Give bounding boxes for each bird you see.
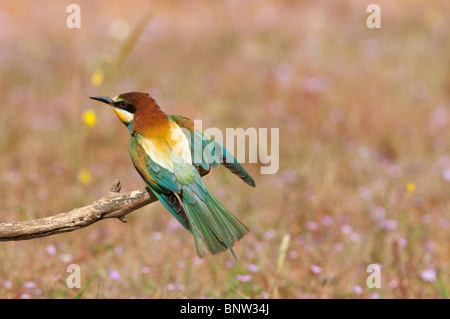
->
[90,92,255,258]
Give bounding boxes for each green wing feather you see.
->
[168,115,256,187]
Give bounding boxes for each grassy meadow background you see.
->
[0,0,449,298]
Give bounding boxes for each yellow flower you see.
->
[82,109,97,127]
[91,69,104,87]
[78,168,92,185]
[406,182,415,193]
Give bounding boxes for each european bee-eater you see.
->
[90,92,255,258]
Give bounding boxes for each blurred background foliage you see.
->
[0,0,449,298]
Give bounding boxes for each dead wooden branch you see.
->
[0,179,157,241]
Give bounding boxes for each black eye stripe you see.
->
[126,104,137,113]
[116,101,136,114]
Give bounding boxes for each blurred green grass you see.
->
[0,0,449,298]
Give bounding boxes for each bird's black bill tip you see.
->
[89,96,114,105]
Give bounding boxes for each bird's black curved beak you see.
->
[90,96,114,105]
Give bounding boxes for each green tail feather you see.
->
[181,188,249,258]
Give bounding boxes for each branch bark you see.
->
[0,179,157,241]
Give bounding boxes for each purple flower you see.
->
[167,283,176,291]
[334,242,344,251]
[288,250,299,259]
[260,291,269,299]
[177,261,185,269]
[108,269,121,281]
[114,245,124,255]
[442,168,450,182]
[167,219,182,232]
[430,106,449,127]
[3,280,12,290]
[305,221,319,231]
[151,232,162,241]
[310,265,322,274]
[141,266,151,274]
[60,254,73,263]
[438,218,449,228]
[304,76,325,93]
[275,63,294,86]
[263,229,276,240]
[247,264,260,272]
[420,268,436,282]
[191,257,203,266]
[341,224,352,234]
[379,219,398,230]
[46,245,57,256]
[425,240,435,252]
[167,283,184,291]
[236,274,252,282]
[322,216,333,226]
[371,207,386,220]
[388,280,399,289]
[387,164,402,177]
[349,233,361,242]
[358,186,373,201]
[24,281,36,289]
[353,285,363,295]
[397,238,407,247]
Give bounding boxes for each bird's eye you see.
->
[119,101,126,108]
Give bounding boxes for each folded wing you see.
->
[168,115,255,187]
